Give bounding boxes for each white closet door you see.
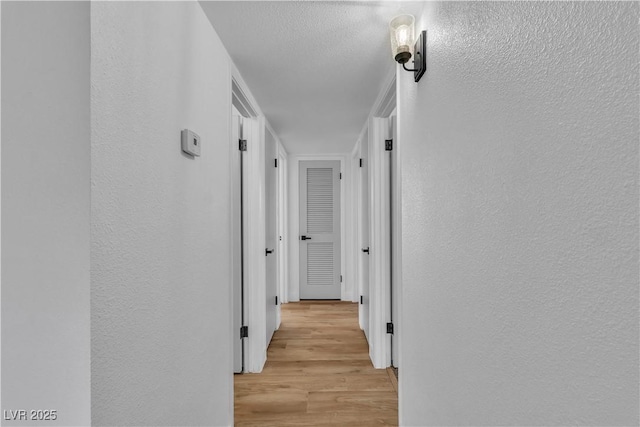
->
[299,161,341,299]
[360,137,370,342]
[265,132,278,346]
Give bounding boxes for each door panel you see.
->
[232,114,243,373]
[390,115,399,368]
[265,132,278,346]
[277,155,286,315]
[299,161,341,300]
[361,135,370,342]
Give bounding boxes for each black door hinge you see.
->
[359,158,363,167]
[275,158,278,168]
[360,295,363,305]
[385,139,393,151]
[275,296,279,305]
[240,326,249,338]
[387,322,394,334]
[239,139,247,151]
[339,173,342,180]
[340,275,343,283]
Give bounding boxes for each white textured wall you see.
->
[91,2,232,425]
[1,2,91,425]
[398,2,639,426]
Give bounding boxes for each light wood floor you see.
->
[234,301,398,426]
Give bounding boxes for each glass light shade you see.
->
[389,14,415,63]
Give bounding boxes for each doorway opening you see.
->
[351,73,400,374]
[231,102,248,374]
[232,74,289,375]
[231,77,260,374]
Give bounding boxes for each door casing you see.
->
[265,129,279,345]
[231,111,244,374]
[287,155,353,302]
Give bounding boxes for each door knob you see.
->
[362,247,369,254]
[301,235,312,240]
[265,248,274,256]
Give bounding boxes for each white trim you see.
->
[265,121,281,150]
[278,144,289,306]
[230,113,241,374]
[352,69,395,165]
[231,63,264,118]
[371,68,397,118]
[226,60,236,425]
[232,80,257,119]
[287,154,350,302]
[394,74,406,424]
[275,142,288,328]
[390,110,401,371]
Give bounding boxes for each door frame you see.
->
[231,109,244,375]
[275,131,288,316]
[287,154,353,302]
[231,69,268,373]
[354,71,398,369]
[347,144,362,308]
[351,141,363,329]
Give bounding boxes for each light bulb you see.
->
[396,24,411,48]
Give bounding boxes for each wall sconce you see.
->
[389,15,426,82]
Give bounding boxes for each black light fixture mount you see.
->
[390,15,426,82]
[401,30,426,82]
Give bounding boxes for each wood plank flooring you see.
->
[234,301,398,426]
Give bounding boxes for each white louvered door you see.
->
[299,161,341,299]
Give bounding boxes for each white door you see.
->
[277,154,286,317]
[231,113,244,373]
[390,115,399,368]
[299,160,341,300]
[360,138,370,341]
[265,132,278,345]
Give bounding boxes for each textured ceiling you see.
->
[200,1,424,154]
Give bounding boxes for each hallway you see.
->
[3,1,638,425]
[235,301,398,426]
